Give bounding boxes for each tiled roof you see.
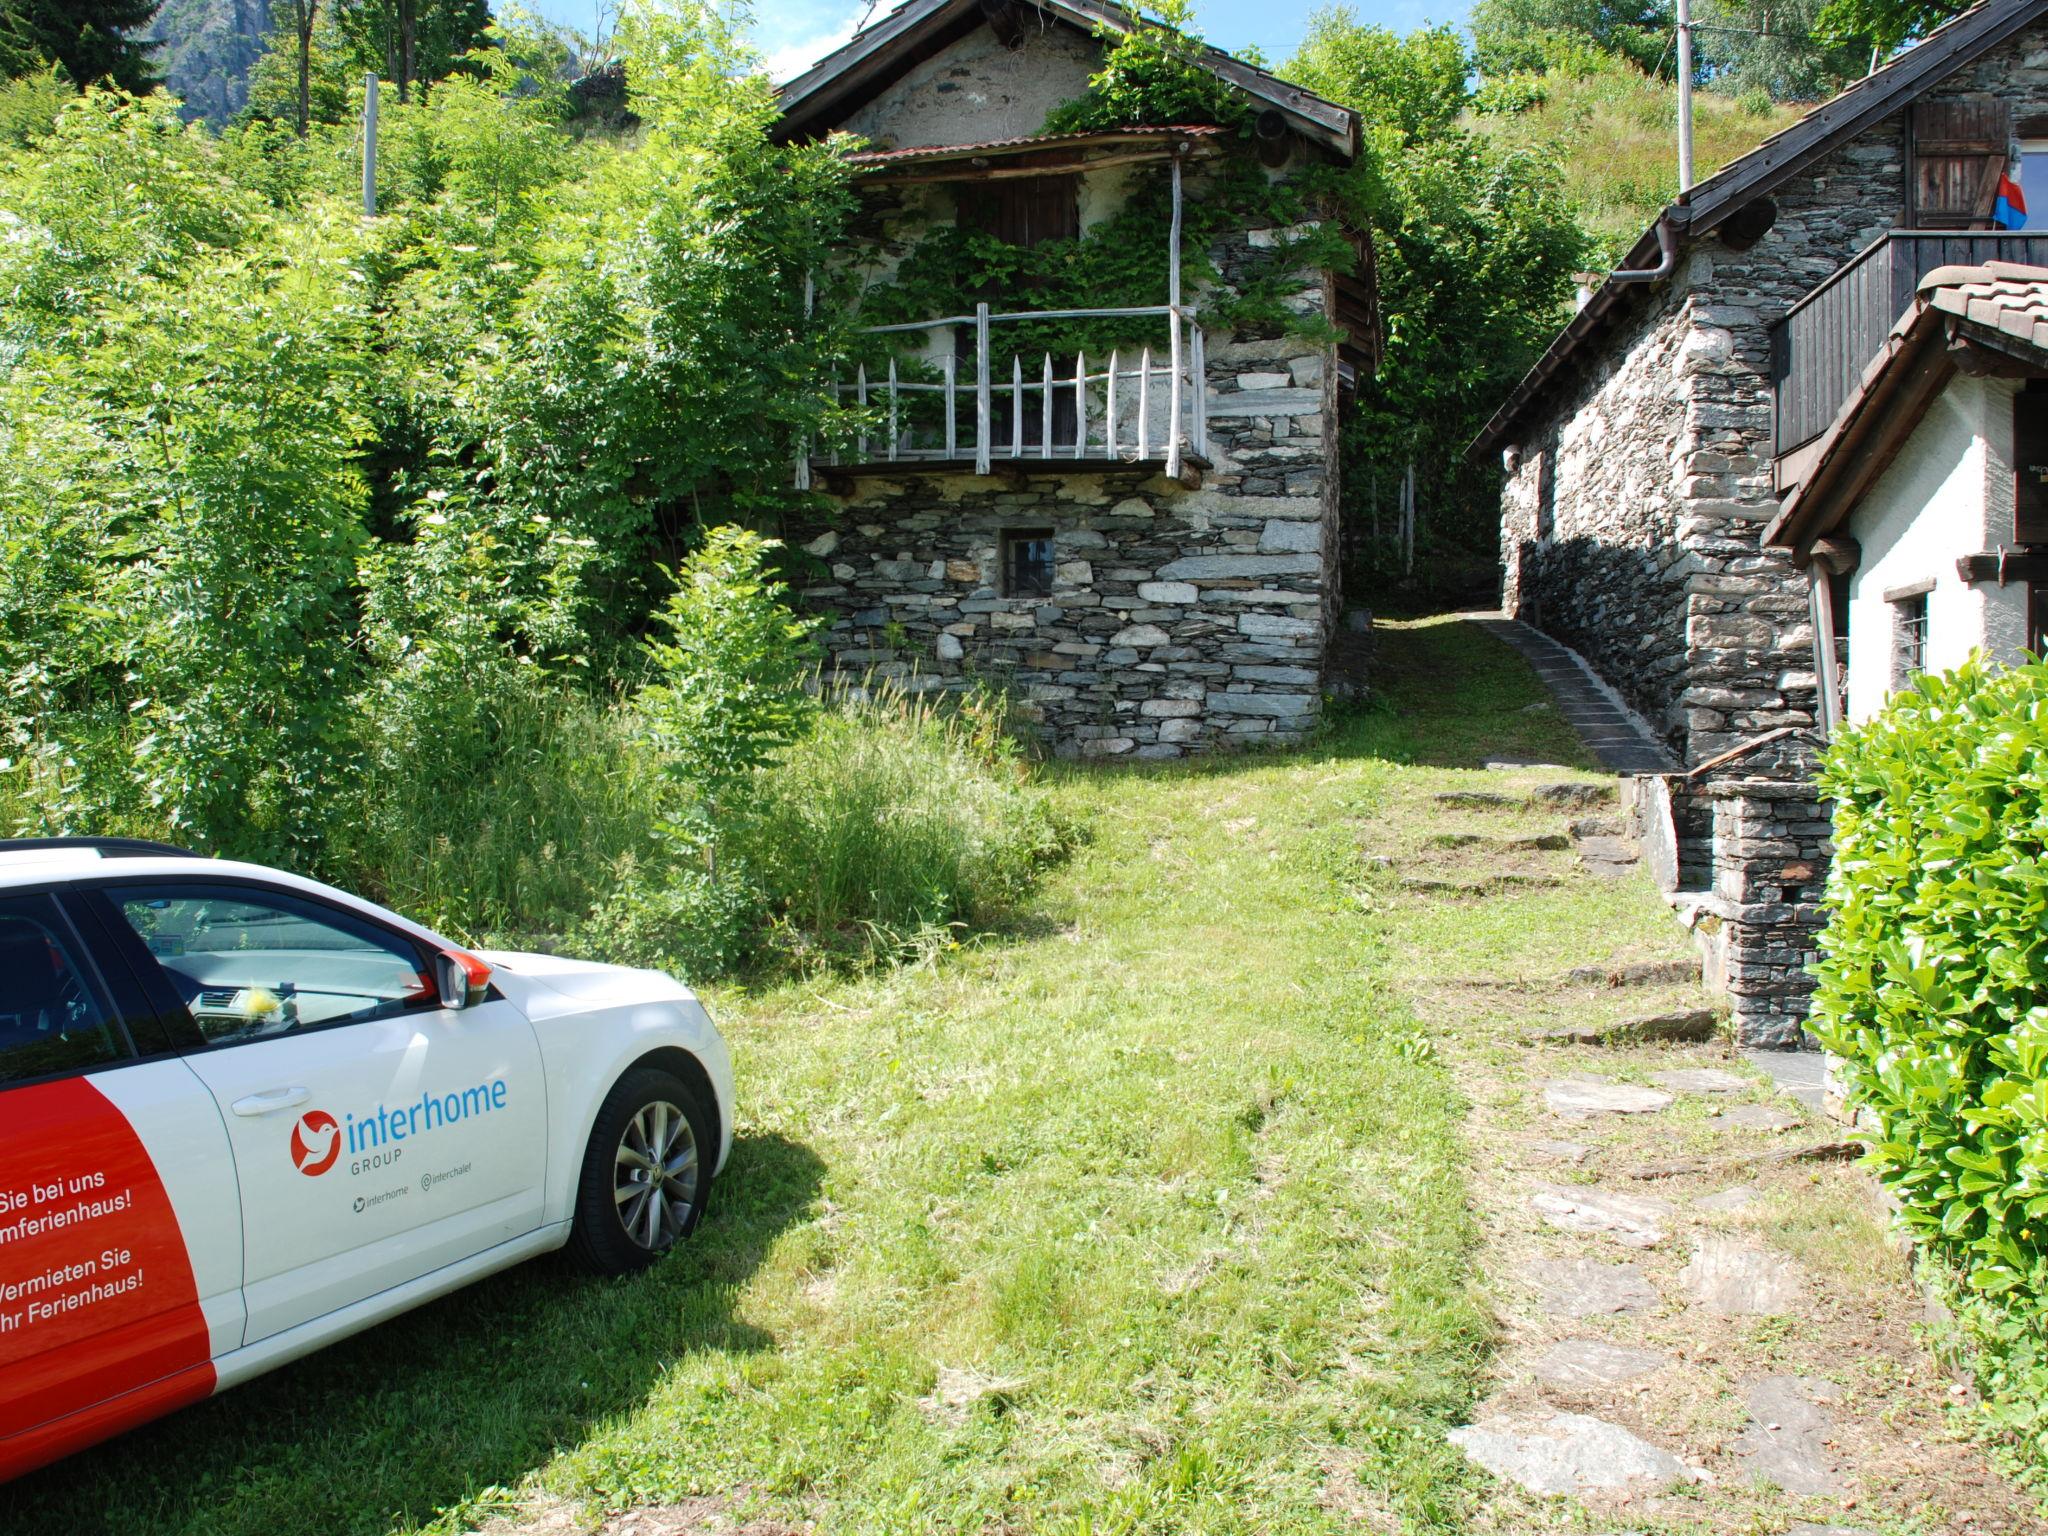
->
[844,125,1227,166]
[1918,258,2048,351]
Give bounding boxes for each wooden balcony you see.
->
[1772,230,2048,476]
[801,301,1209,484]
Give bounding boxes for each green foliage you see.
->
[1290,12,1469,143]
[1470,0,1674,79]
[1697,0,1875,102]
[732,683,1076,967]
[0,0,163,93]
[1814,655,2048,1472]
[574,859,767,984]
[1816,0,1959,56]
[1815,658,2048,1298]
[1040,0,1247,134]
[1284,15,1590,594]
[0,60,67,144]
[637,528,822,815]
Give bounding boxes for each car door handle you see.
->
[231,1086,311,1117]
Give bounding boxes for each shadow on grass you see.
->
[0,1129,825,1536]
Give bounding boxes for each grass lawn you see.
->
[2,619,1594,1536]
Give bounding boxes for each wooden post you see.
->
[1040,352,1053,456]
[943,353,957,458]
[1188,308,1206,459]
[974,302,991,476]
[795,271,814,489]
[1106,349,1120,459]
[1011,355,1023,461]
[1075,351,1088,459]
[856,363,869,462]
[1166,151,1184,479]
[887,357,899,460]
[1137,346,1151,460]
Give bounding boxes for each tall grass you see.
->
[1471,61,1805,259]
[732,683,1077,967]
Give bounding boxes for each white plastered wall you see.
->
[1843,372,2030,722]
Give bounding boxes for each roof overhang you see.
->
[1467,0,2048,464]
[774,0,1358,159]
[1764,269,2048,559]
[844,124,1227,183]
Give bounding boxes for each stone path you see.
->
[1462,613,1681,774]
[1356,700,2038,1532]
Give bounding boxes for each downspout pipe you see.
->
[1608,215,1679,285]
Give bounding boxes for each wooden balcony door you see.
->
[956,174,1080,453]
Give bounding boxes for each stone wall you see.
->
[1708,778,1832,1048]
[1497,19,2048,1044]
[795,237,1340,758]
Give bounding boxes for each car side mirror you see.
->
[434,949,492,1011]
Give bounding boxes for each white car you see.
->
[0,838,733,1483]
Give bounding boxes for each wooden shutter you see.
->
[959,175,1079,251]
[2016,384,2048,544]
[1908,95,2012,229]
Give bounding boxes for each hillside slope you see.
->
[1472,65,1806,261]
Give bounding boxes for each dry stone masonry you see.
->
[797,224,1342,760]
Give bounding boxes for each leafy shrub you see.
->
[572,860,766,985]
[1815,656,2048,1465]
[734,684,1076,967]
[1041,0,1248,134]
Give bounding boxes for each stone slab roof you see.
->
[1763,260,2048,554]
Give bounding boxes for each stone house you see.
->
[1765,260,2048,720]
[772,0,1375,758]
[1472,0,2048,1043]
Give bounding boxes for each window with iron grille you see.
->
[1892,591,1928,691]
[1002,529,1055,598]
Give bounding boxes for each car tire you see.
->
[567,1066,714,1276]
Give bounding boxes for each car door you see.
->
[0,890,242,1481]
[91,878,549,1346]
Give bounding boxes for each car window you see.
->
[107,883,436,1046]
[0,895,128,1085]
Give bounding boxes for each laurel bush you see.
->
[1815,656,2048,1467]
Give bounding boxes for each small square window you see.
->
[1002,528,1055,598]
[1892,592,1928,690]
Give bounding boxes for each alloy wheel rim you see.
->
[613,1099,699,1252]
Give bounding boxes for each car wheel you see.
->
[567,1066,713,1276]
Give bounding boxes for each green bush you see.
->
[735,684,1076,968]
[572,859,766,985]
[1815,656,2048,1466]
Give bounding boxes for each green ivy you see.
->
[1039,0,1250,136]
[848,157,1352,378]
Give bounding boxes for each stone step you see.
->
[1426,830,1570,853]
[1400,873,1564,896]
[1433,782,1618,813]
[1532,1007,1723,1047]
[1563,958,1701,989]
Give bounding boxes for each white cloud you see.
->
[753,1,868,82]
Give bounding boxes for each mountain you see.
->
[148,0,270,125]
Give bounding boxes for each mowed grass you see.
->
[3,618,1587,1536]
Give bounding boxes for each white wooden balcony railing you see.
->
[801,301,1207,482]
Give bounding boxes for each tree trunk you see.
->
[295,0,317,137]
[397,0,416,102]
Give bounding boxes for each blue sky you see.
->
[521,2,1464,81]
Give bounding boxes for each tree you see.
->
[278,0,317,134]
[1814,0,1958,56]
[1285,12,1590,587]
[332,0,489,101]
[1288,11,1467,144]
[0,0,162,92]
[1470,0,1674,79]
[1697,0,1872,100]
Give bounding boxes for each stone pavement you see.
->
[1359,747,2036,1533]
[1463,613,1680,775]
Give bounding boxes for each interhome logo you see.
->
[288,1080,511,1177]
[289,1110,340,1176]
